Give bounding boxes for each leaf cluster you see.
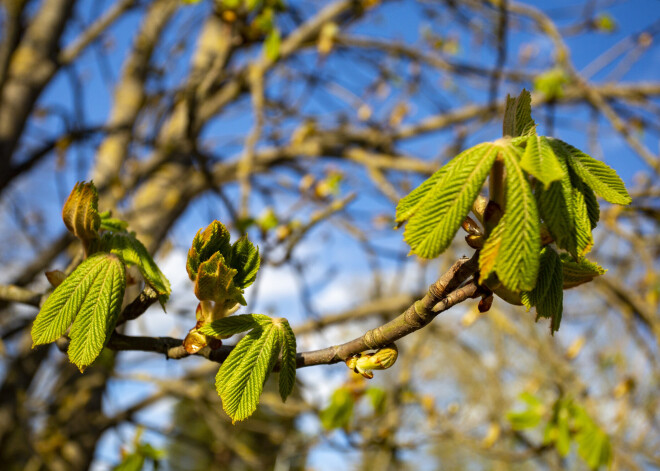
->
[200,314,297,422]
[187,220,260,308]
[31,181,171,370]
[395,89,630,332]
[507,394,612,470]
[319,384,388,431]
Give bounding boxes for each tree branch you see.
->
[102,253,482,370]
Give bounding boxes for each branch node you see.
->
[363,328,387,349]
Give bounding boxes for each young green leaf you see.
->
[67,254,126,370]
[403,143,498,258]
[551,139,631,205]
[520,135,565,188]
[99,211,129,233]
[572,404,613,470]
[560,254,606,289]
[521,246,564,333]
[480,146,541,292]
[200,313,271,338]
[320,387,355,430]
[277,318,297,402]
[535,155,594,261]
[503,89,536,137]
[228,235,260,289]
[99,232,171,305]
[506,392,544,431]
[395,158,458,224]
[62,181,100,242]
[32,253,119,346]
[194,252,245,306]
[264,28,281,61]
[187,221,232,282]
[218,323,280,422]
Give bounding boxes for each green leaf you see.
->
[402,143,498,258]
[520,135,565,188]
[112,454,144,471]
[264,28,281,61]
[506,392,544,430]
[535,153,594,260]
[200,313,271,338]
[245,0,262,11]
[395,158,457,223]
[277,318,297,402]
[560,254,606,289]
[572,404,613,470]
[480,146,541,292]
[99,211,129,233]
[366,387,387,415]
[508,409,542,431]
[66,254,126,370]
[551,139,631,205]
[503,89,536,137]
[187,221,232,282]
[320,387,355,430]
[534,68,568,100]
[194,252,246,306]
[32,253,119,346]
[99,232,171,305]
[216,328,260,394]
[217,323,281,422]
[228,235,260,289]
[521,246,564,333]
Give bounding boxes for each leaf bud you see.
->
[345,343,398,379]
[62,181,100,243]
[186,221,231,282]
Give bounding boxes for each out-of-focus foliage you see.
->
[0,0,658,470]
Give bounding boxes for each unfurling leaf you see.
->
[186,221,260,308]
[551,139,631,205]
[521,246,563,333]
[502,89,536,137]
[99,232,171,305]
[560,254,606,289]
[99,210,129,232]
[32,253,126,371]
[480,145,540,292]
[520,135,565,188]
[208,316,297,422]
[187,221,232,281]
[400,142,498,258]
[535,151,595,261]
[229,235,260,289]
[195,252,245,306]
[62,181,100,242]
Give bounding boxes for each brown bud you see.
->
[483,201,503,234]
[466,234,484,249]
[45,270,66,288]
[478,294,494,312]
[62,181,100,242]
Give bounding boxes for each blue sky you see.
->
[2,0,659,469]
